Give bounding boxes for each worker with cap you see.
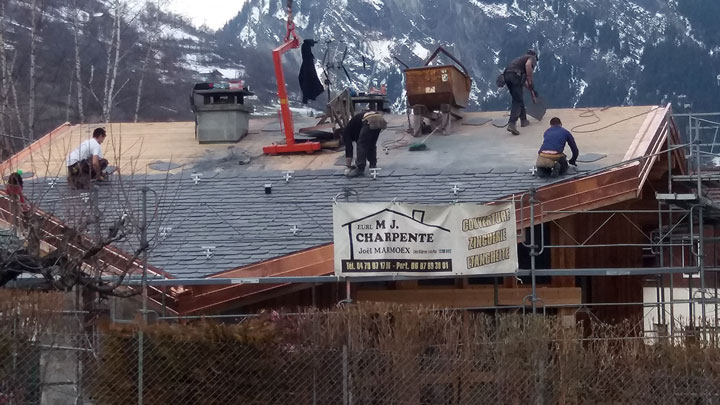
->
[345,110,388,178]
[6,170,30,214]
[503,49,538,135]
[535,117,579,178]
[66,127,109,189]
[342,111,365,175]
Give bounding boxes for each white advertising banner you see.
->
[333,202,518,277]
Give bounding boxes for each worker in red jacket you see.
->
[6,170,30,214]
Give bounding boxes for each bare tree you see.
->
[0,1,6,155]
[0,206,146,297]
[65,65,74,123]
[73,4,85,123]
[0,128,180,296]
[28,0,46,140]
[6,50,25,143]
[134,1,165,123]
[0,3,23,155]
[102,0,123,123]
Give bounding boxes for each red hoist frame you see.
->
[263,1,321,155]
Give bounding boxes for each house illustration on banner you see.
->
[341,209,451,260]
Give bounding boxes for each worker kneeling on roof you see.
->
[535,117,579,178]
[66,127,109,189]
[344,110,388,178]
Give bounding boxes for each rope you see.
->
[381,129,410,150]
[570,106,661,133]
[380,107,426,151]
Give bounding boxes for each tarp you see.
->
[298,39,324,104]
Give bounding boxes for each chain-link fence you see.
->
[5,324,720,404]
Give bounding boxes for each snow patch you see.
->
[239,5,263,46]
[160,26,200,42]
[184,54,246,79]
[367,39,394,61]
[363,0,384,11]
[294,12,309,30]
[412,43,430,60]
[468,0,509,17]
[250,6,261,23]
[572,78,588,108]
[273,7,288,20]
[239,25,257,47]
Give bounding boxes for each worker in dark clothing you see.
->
[346,111,387,178]
[503,49,538,135]
[343,112,365,175]
[535,117,579,178]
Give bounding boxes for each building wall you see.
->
[550,201,659,324]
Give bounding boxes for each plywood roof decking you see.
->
[3,106,662,179]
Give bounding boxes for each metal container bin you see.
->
[405,64,471,111]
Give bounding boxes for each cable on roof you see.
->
[381,107,415,151]
[381,129,410,150]
[570,106,661,134]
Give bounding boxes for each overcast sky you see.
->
[169,0,248,30]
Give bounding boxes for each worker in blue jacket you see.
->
[535,117,579,178]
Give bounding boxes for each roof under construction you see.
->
[2,105,671,281]
[3,105,663,178]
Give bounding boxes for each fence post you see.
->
[530,188,538,314]
[138,329,144,405]
[342,345,348,405]
[75,288,83,405]
[138,187,149,405]
[312,358,317,405]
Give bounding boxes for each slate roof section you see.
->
[24,167,576,279]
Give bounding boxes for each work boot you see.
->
[346,167,365,178]
[343,165,356,176]
[521,119,531,128]
[506,123,520,135]
[550,162,561,178]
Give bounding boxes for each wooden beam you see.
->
[178,245,334,314]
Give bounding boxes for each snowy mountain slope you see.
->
[216,0,720,113]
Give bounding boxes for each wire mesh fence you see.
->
[5,326,720,404]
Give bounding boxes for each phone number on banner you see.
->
[342,259,452,273]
